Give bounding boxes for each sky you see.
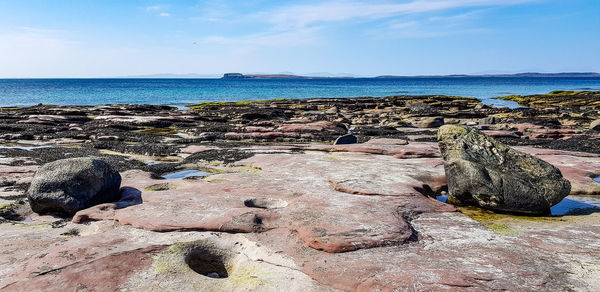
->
[0,0,598,78]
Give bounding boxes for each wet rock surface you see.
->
[1,92,600,291]
[438,125,571,215]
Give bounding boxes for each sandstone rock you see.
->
[438,125,571,215]
[412,117,444,128]
[27,157,122,215]
[480,116,500,125]
[325,106,338,114]
[333,134,357,145]
[591,119,600,130]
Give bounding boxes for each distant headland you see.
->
[221,73,354,79]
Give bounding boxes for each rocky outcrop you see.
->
[591,119,600,130]
[411,116,444,128]
[27,157,122,215]
[438,125,571,215]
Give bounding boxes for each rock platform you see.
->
[1,92,599,291]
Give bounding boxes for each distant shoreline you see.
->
[122,72,600,79]
[1,72,599,79]
[220,72,600,80]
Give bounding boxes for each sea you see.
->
[1,77,599,108]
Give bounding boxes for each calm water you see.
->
[1,77,599,107]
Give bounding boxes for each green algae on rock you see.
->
[495,90,600,109]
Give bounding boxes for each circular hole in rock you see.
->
[185,247,229,279]
[244,198,288,209]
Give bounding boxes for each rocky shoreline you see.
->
[1,91,599,291]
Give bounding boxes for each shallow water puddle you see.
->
[172,132,189,137]
[162,170,212,179]
[436,194,600,216]
[436,194,448,203]
[551,196,600,216]
[173,105,190,111]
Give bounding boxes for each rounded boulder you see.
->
[27,157,122,215]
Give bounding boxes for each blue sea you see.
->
[1,77,599,108]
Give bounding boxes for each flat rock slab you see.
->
[1,139,600,290]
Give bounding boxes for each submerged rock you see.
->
[27,157,121,215]
[438,125,570,215]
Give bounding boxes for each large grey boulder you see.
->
[27,157,121,215]
[438,125,570,215]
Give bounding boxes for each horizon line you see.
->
[1,71,599,79]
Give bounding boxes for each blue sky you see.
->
[0,0,598,77]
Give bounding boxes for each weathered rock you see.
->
[412,117,444,128]
[438,125,571,215]
[2,139,600,290]
[27,157,122,215]
[591,119,600,130]
[480,116,500,125]
[333,134,357,145]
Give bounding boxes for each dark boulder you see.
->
[27,157,122,215]
[334,134,357,145]
[438,125,570,215]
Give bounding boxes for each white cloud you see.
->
[201,27,322,47]
[389,21,419,30]
[259,0,540,29]
[159,13,171,17]
[146,5,166,11]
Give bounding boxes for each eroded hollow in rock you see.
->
[244,198,288,209]
[184,246,229,279]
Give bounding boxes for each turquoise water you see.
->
[1,77,599,107]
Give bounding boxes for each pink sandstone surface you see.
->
[1,139,599,291]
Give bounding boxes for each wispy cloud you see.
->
[201,27,322,47]
[199,0,539,47]
[146,5,167,12]
[258,0,540,29]
[146,4,172,17]
[377,8,491,38]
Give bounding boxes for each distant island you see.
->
[222,72,600,79]
[221,73,354,79]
